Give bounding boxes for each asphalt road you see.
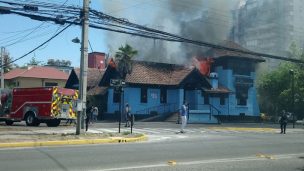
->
[0,122,303,171]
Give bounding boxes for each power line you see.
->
[3,21,47,47]
[0,0,303,65]
[0,22,73,68]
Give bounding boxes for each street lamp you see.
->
[72,37,80,44]
[71,0,89,135]
[72,37,85,134]
[289,69,295,128]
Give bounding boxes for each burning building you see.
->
[99,41,264,123]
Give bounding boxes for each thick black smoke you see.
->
[100,0,240,64]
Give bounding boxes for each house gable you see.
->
[65,68,106,95]
[99,66,120,87]
[180,69,211,90]
[65,69,79,89]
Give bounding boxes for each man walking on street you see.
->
[180,101,188,133]
[279,110,288,134]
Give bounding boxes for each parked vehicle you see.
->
[0,87,78,127]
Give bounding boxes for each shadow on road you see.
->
[297,156,304,171]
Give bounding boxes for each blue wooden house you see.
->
[98,41,265,123]
[204,41,265,122]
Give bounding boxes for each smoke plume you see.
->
[100,0,240,64]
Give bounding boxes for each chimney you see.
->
[209,72,218,89]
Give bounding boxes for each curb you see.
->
[207,127,277,132]
[0,134,148,148]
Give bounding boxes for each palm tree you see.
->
[115,44,138,78]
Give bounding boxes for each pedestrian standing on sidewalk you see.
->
[124,103,131,127]
[85,102,92,132]
[180,101,188,133]
[279,110,288,134]
[92,106,98,123]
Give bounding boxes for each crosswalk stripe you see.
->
[94,127,287,135]
[137,128,161,134]
[162,128,179,133]
[131,128,152,134]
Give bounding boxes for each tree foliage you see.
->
[115,44,138,78]
[27,57,42,66]
[1,51,14,73]
[257,42,304,120]
[47,59,71,66]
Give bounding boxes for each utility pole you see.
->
[76,0,89,135]
[1,47,4,89]
[290,69,295,128]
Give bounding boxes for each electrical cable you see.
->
[3,21,47,47]
[0,22,73,68]
[1,0,304,65]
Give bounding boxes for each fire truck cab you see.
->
[0,87,78,127]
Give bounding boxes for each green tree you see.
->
[27,57,42,66]
[47,59,71,66]
[2,51,14,73]
[114,44,138,78]
[257,43,304,120]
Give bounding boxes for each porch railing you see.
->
[187,103,221,123]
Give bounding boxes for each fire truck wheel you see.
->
[25,112,38,126]
[46,119,61,127]
[5,120,14,126]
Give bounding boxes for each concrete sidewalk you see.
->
[0,121,303,148]
[0,125,147,148]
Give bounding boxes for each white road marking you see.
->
[137,128,161,134]
[162,128,179,133]
[98,129,117,133]
[91,153,304,171]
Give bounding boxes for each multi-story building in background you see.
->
[231,0,304,70]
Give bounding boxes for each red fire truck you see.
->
[0,87,78,127]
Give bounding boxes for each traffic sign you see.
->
[110,79,126,87]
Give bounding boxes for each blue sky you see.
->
[0,0,108,67]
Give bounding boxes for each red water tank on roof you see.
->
[88,52,106,69]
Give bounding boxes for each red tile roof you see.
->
[4,66,68,80]
[3,68,26,79]
[125,61,195,85]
